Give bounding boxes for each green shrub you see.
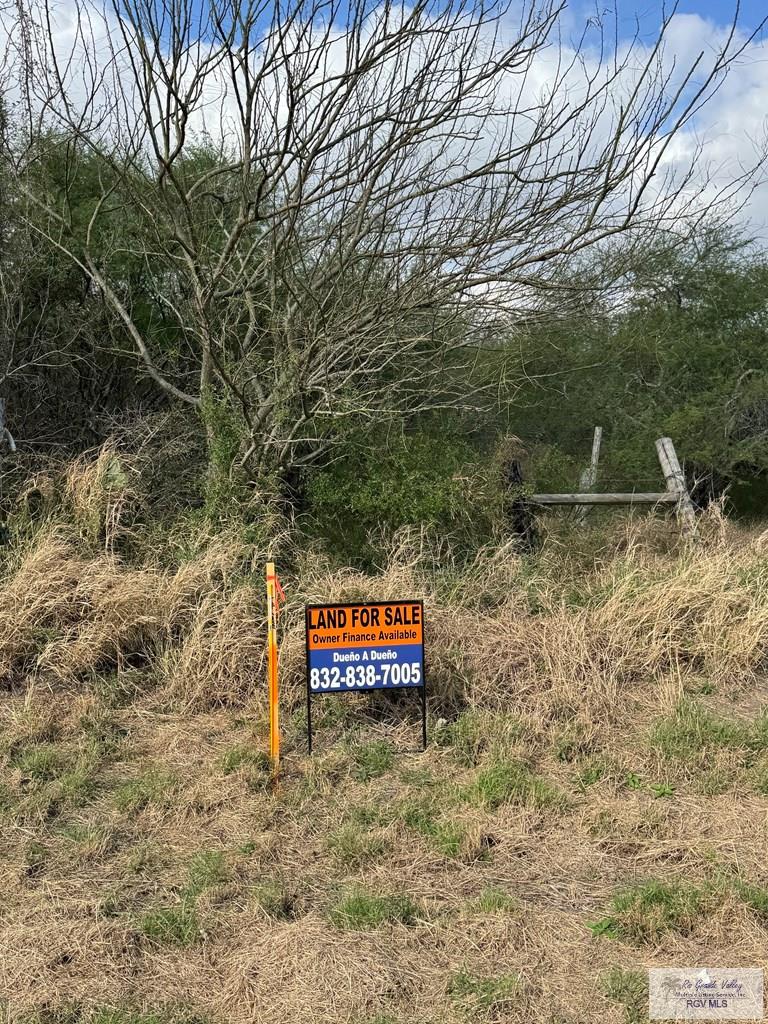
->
[305,428,491,565]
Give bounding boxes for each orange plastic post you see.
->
[266,561,279,767]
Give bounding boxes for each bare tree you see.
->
[3,0,765,480]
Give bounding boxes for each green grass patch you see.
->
[138,899,202,946]
[732,879,768,919]
[252,879,298,921]
[114,770,178,814]
[553,725,595,763]
[474,886,518,914]
[351,740,394,782]
[397,798,468,859]
[18,1009,211,1024]
[449,969,521,1014]
[329,889,420,930]
[219,745,270,776]
[327,821,389,867]
[0,781,15,818]
[465,760,566,811]
[12,743,66,781]
[58,823,113,861]
[600,967,648,1024]
[92,1012,210,1024]
[589,880,709,944]
[650,701,761,760]
[435,710,526,767]
[186,850,228,896]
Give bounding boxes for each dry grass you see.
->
[1,453,768,1022]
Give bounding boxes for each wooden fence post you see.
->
[655,437,696,533]
[577,426,602,520]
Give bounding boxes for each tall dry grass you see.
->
[2,446,768,726]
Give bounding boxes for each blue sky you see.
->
[649,0,764,27]
[616,0,766,34]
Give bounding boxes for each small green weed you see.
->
[329,889,420,930]
[649,782,675,799]
[574,759,607,790]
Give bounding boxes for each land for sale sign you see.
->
[304,600,427,751]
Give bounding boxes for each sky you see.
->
[635,0,766,31]
[4,0,767,234]
[618,0,768,234]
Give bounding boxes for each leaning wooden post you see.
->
[655,437,696,534]
[577,426,602,521]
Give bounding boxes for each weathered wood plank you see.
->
[530,492,678,505]
[655,436,696,531]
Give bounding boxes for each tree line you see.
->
[0,0,766,559]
